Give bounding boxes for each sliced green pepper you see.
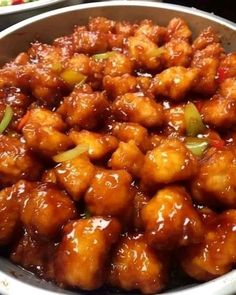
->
[184,102,206,137]
[185,137,208,156]
[92,52,115,60]
[0,106,13,134]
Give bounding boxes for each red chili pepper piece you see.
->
[18,110,30,130]
[12,0,24,5]
[207,130,225,149]
[217,67,229,83]
[210,138,225,149]
[194,100,204,112]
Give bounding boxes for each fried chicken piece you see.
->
[109,140,144,178]
[141,138,198,186]
[111,122,150,152]
[54,156,95,201]
[0,135,42,186]
[21,183,77,239]
[151,66,199,101]
[69,130,118,161]
[22,108,73,157]
[108,234,167,294]
[142,186,204,249]
[85,169,134,217]
[112,92,164,127]
[54,217,121,290]
[57,84,109,130]
[181,210,236,281]
[191,146,236,208]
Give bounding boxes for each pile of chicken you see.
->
[0,16,235,294]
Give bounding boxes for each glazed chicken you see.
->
[0,16,235,295]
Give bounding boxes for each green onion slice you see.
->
[0,105,13,134]
[92,52,115,60]
[84,209,91,218]
[185,137,209,156]
[53,144,88,163]
[60,69,87,87]
[184,102,206,137]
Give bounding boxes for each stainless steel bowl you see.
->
[0,0,83,31]
[0,2,235,294]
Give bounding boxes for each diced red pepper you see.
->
[194,100,204,112]
[205,130,225,149]
[18,110,30,130]
[217,67,229,83]
[12,0,24,4]
[210,138,225,149]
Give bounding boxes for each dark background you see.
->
[163,0,236,22]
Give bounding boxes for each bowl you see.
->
[0,1,235,294]
[0,0,235,65]
[0,0,82,31]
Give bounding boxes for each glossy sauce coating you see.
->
[0,187,20,245]
[141,139,198,187]
[181,210,236,281]
[191,146,236,208]
[57,84,109,130]
[0,16,235,295]
[54,217,121,290]
[22,108,73,157]
[21,182,77,239]
[69,130,118,160]
[112,92,164,127]
[54,156,95,201]
[11,230,57,280]
[108,234,167,294]
[141,186,204,249]
[85,169,134,217]
[109,140,145,178]
[0,135,42,185]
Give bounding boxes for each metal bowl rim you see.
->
[0,0,65,16]
[0,0,235,35]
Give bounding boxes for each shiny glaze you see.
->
[57,84,110,130]
[21,182,77,238]
[85,169,134,217]
[55,156,95,201]
[0,15,235,295]
[54,217,121,290]
[108,233,167,294]
[112,92,164,128]
[0,134,42,186]
[69,130,118,161]
[0,187,20,246]
[142,186,204,249]
[141,138,198,187]
[191,146,236,208]
[109,140,144,178]
[22,108,73,157]
[181,210,236,281]
[11,230,57,280]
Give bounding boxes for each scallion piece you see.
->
[53,144,88,163]
[0,105,13,134]
[185,137,208,156]
[184,102,205,137]
[84,209,91,218]
[92,52,115,60]
[60,69,87,87]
